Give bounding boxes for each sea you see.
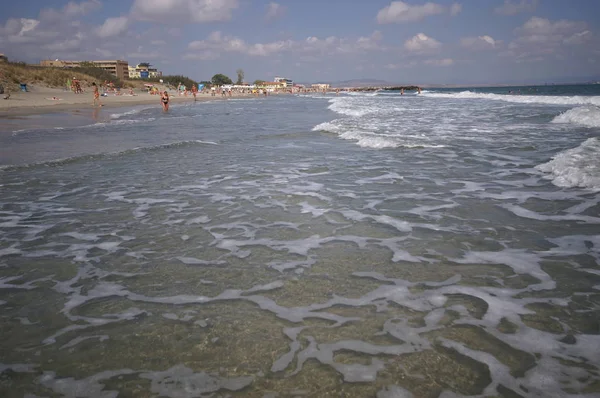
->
[0,84,599,397]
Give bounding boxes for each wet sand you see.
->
[0,86,257,117]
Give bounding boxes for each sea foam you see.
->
[536,137,600,191]
[424,91,600,106]
[552,105,600,128]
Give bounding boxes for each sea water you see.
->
[0,85,599,397]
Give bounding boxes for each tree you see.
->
[211,73,233,86]
[138,62,151,68]
[236,69,244,85]
[254,79,265,85]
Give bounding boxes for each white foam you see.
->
[109,108,145,119]
[328,97,378,117]
[140,365,253,397]
[312,121,342,132]
[452,249,555,290]
[0,363,37,373]
[535,137,600,191]
[552,105,600,128]
[424,91,600,106]
[176,257,227,266]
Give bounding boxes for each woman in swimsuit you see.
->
[161,91,169,111]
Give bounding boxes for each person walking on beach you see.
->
[161,91,169,112]
[92,82,102,107]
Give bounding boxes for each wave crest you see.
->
[424,91,600,106]
[552,106,600,128]
[535,137,600,191]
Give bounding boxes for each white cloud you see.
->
[450,3,462,16]
[1,18,55,45]
[265,2,285,21]
[404,33,441,53]
[384,61,418,69]
[188,31,292,57]
[64,0,102,17]
[0,4,137,63]
[425,58,454,66]
[14,18,40,36]
[128,46,162,60]
[494,0,538,16]
[460,35,498,50]
[44,37,83,52]
[131,0,239,24]
[39,0,102,22]
[355,31,384,50]
[96,16,128,38]
[183,51,220,61]
[563,30,592,45]
[377,1,459,23]
[517,16,587,38]
[187,30,384,59]
[95,47,114,58]
[505,17,594,61]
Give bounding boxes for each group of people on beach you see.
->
[67,78,83,94]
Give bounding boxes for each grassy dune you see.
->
[0,62,145,92]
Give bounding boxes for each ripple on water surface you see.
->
[1,93,600,397]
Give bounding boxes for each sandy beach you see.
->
[0,85,256,117]
[0,85,263,133]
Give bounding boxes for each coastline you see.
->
[0,86,265,134]
[0,86,259,118]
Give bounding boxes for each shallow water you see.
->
[1,87,600,397]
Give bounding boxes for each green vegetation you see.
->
[71,65,126,87]
[211,73,233,86]
[0,62,121,91]
[145,75,198,89]
[0,61,235,93]
[236,69,244,85]
[254,79,266,85]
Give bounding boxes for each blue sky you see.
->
[1,0,599,84]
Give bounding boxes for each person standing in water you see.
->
[161,91,169,111]
[92,82,102,107]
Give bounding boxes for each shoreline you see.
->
[0,89,258,118]
[0,86,267,133]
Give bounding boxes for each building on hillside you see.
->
[40,59,129,79]
[311,83,330,90]
[0,53,7,62]
[274,76,293,87]
[128,63,162,79]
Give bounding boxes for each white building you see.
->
[128,63,162,79]
[274,76,293,87]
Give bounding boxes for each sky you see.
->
[1,0,600,85]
